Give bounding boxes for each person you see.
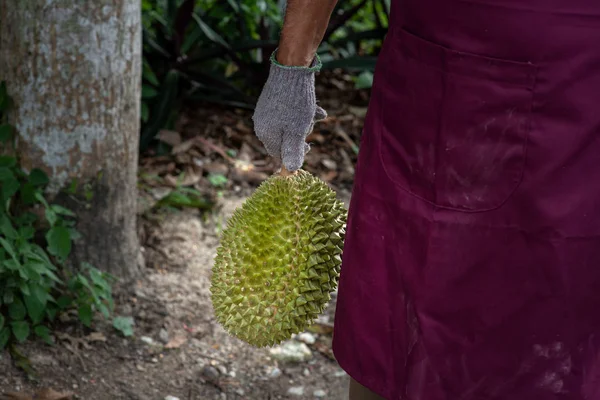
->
[252,0,600,399]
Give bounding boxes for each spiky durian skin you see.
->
[210,169,347,347]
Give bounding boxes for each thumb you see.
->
[314,105,327,121]
[281,133,307,172]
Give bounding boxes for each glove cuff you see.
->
[269,48,322,72]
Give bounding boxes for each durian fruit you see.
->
[210,168,347,347]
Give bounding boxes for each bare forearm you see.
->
[277,0,339,67]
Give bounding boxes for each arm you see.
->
[277,0,339,67]
[252,0,338,171]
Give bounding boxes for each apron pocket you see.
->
[377,27,537,212]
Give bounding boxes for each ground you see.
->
[0,73,367,400]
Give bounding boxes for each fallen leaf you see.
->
[35,388,74,400]
[165,334,187,349]
[1,388,74,400]
[235,120,252,134]
[85,332,107,343]
[157,130,182,147]
[172,138,198,154]
[1,393,32,400]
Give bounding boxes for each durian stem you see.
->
[279,166,297,177]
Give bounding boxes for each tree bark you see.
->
[0,0,142,280]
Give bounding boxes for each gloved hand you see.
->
[252,50,327,172]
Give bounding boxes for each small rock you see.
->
[151,357,159,363]
[313,389,327,398]
[165,396,180,400]
[141,336,154,345]
[287,386,305,396]
[321,159,338,170]
[297,332,317,345]
[220,394,227,400]
[235,389,245,396]
[217,365,228,375]
[136,364,146,372]
[334,369,348,378]
[72,384,78,389]
[303,368,310,376]
[229,370,237,378]
[267,366,282,378]
[159,328,170,344]
[269,341,313,363]
[202,365,220,381]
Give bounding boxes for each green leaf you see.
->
[11,321,30,343]
[78,304,93,327]
[18,226,35,241]
[0,156,16,167]
[142,85,159,99]
[19,282,30,296]
[98,303,110,319]
[34,325,53,345]
[0,124,12,144]
[192,14,231,49]
[28,168,49,186]
[3,177,20,200]
[19,183,37,205]
[113,316,134,337]
[50,204,75,217]
[56,295,73,309]
[142,61,160,86]
[3,289,14,304]
[8,297,26,320]
[0,314,4,330]
[0,327,10,349]
[24,294,45,324]
[141,102,150,123]
[0,215,18,239]
[0,167,15,181]
[46,226,71,260]
[355,70,374,89]
[0,237,18,262]
[45,208,58,227]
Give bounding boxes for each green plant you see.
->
[0,82,125,351]
[140,0,388,152]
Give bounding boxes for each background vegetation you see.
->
[140,0,388,151]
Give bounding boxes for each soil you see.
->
[1,196,352,400]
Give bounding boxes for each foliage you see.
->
[0,82,127,350]
[140,0,388,152]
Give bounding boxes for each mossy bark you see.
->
[0,0,142,280]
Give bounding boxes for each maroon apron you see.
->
[332,1,600,399]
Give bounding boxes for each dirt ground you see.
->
[0,72,367,400]
[0,193,353,400]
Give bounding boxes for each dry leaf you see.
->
[1,388,74,400]
[165,334,187,349]
[1,393,32,400]
[35,388,74,400]
[85,332,107,343]
[172,138,198,154]
[157,130,182,147]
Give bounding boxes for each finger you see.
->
[314,105,327,121]
[281,134,307,172]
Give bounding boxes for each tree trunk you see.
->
[0,1,142,280]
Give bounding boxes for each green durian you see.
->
[210,169,347,347]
